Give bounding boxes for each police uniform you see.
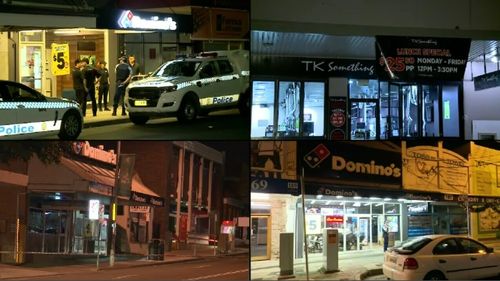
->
[114,60,132,116]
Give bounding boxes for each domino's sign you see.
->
[118,10,177,31]
[301,141,402,188]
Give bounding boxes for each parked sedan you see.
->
[383,235,500,280]
[0,80,82,139]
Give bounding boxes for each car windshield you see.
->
[393,237,432,254]
[152,61,201,77]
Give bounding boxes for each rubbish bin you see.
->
[148,239,164,260]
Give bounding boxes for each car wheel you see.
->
[177,95,199,122]
[58,111,82,140]
[129,114,149,125]
[424,271,445,280]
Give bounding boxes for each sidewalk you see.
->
[0,246,248,280]
[251,249,384,281]
[82,107,130,128]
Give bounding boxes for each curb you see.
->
[358,268,383,280]
[83,118,130,129]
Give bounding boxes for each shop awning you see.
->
[60,157,164,207]
[0,169,28,187]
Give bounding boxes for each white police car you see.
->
[125,50,249,124]
[0,80,83,139]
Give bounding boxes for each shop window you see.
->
[351,101,377,140]
[303,82,325,137]
[401,85,419,137]
[130,212,148,243]
[384,203,400,214]
[251,81,275,138]
[143,32,160,42]
[450,214,467,234]
[442,85,460,137]
[19,30,43,42]
[422,85,440,137]
[124,33,143,42]
[433,214,449,234]
[277,82,301,137]
[372,203,383,214]
[379,82,389,139]
[349,79,379,99]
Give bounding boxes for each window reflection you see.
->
[251,81,275,138]
[277,82,301,137]
[304,82,325,137]
[349,79,379,99]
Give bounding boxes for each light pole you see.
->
[110,141,121,267]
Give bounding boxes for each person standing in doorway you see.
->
[81,57,98,116]
[382,220,390,252]
[97,61,110,111]
[113,56,132,116]
[128,54,142,76]
[72,59,86,116]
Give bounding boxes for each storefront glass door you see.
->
[344,215,370,251]
[350,101,377,140]
[277,81,301,137]
[19,44,44,92]
[251,215,271,260]
[380,83,401,138]
[401,84,419,137]
[303,82,325,137]
[422,85,440,137]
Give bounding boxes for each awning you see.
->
[61,157,164,207]
[0,169,28,187]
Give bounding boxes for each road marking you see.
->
[112,274,138,280]
[187,269,249,280]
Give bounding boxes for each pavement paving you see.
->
[82,107,130,128]
[0,246,248,280]
[251,239,500,280]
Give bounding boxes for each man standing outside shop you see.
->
[113,56,132,116]
[97,61,111,111]
[128,55,142,76]
[72,59,87,116]
[81,57,98,117]
[382,220,389,252]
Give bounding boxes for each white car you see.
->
[125,50,249,124]
[0,80,83,139]
[383,235,500,280]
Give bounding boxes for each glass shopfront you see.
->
[251,79,326,138]
[303,196,402,254]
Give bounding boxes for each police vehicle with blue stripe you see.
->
[125,50,249,124]
[0,80,83,139]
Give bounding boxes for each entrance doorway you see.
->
[251,215,271,260]
[344,215,370,251]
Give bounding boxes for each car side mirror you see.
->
[486,247,494,253]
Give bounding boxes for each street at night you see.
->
[16,255,249,281]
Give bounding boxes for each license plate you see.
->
[135,100,147,106]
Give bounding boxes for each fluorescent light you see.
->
[353,202,361,207]
[310,200,316,205]
[316,195,323,199]
[251,192,269,200]
[375,203,383,206]
[354,196,362,200]
[336,195,344,199]
[251,203,271,209]
[363,203,370,206]
[384,198,392,201]
[369,197,380,200]
[397,198,405,202]
[326,201,331,205]
[54,28,82,35]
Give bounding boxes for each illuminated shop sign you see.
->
[326,215,344,223]
[118,10,177,30]
[97,9,192,33]
[376,35,471,81]
[301,141,402,188]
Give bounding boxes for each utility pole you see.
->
[110,141,121,267]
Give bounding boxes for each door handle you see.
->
[438,259,446,264]
[470,257,477,261]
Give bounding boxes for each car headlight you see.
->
[161,85,177,94]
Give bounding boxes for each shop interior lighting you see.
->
[353,202,361,207]
[316,195,323,199]
[326,201,331,205]
[310,200,316,205]
[336,195,344,199]
[375,203,383,206]
[369,197,380,200]
[251,192,270,200]
[383,198,392,201]
[397,198,406,202]
[251,203,271,209]
[363,203,370,206]
[54,28,82,35]
[353,196,362,200]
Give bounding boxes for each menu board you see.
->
[376,36,471,81]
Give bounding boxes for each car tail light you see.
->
[403,258,418,270]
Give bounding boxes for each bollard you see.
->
[322,228,339,273]
[278,233,295,279]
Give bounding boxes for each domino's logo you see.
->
[304,144,330,168]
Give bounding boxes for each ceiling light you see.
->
[369,197,380,200]
[354,196,362,200]
[251,193,269,200]
[336,195,344,199]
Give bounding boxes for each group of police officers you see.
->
[72,55,141,117]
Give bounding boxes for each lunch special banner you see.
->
[376,36,471,81]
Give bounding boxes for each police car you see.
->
[0,80,83,139]
[125,50,249,124]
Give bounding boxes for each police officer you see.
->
[72,59,86,116]
[113,56,132,116]
[97,61,110,111]
[81,57,98,117]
